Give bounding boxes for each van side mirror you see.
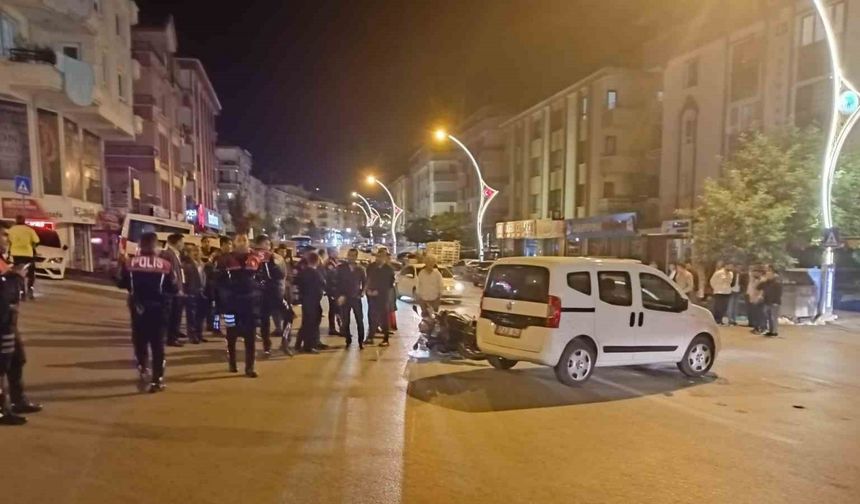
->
[62,245,69,251]
[677,297,689,312]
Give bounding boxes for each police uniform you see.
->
[118,253,178,392]
[217,251,263,376]
[0,251,35,416]
[254,248,286,355]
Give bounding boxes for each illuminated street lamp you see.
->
[434,128,498,261]
[367,175,403,255]
[351,192,379,226]
[812,0,860,320]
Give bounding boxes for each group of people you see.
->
[118,232,403,393]
[668,261,783,336]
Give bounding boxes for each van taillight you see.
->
[547,295,562,328]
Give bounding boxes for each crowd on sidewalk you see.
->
[667,261,783,337]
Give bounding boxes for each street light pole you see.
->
[367,176,403,256]
[353,201,370,226]
[812,0,860,320]
[435,129,499,261]
[352,192,379,226]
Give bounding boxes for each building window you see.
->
[101,52,108,84]
[548,189,562,216]
[603,135,617,156]
[550,150,564,171]
[730,37,761,102]
[117,72,127,101]
[0,14,18,57]
[528,194,540,214]
[799,3,844,47]
[685,59,699,88]
[530,117,543,140]
[575,183,586,206]
[606,90,618,110]
[580,95,588,117]
[61,44,80,59]
[550,108,565,131]
[116,14,122,36]
[529,157,542,177]
[93,0,101,12]
[603,182,616,198]
[684,118,696,144]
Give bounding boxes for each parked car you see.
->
[477,257,721,386]
[471,261,495,287]
[396,264,465,302]
[466,260,495,284]
[120,213,195,256]
[453,259,479,279]
[33,227,68,280]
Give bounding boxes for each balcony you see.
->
[180,144,195,173]
[597,197,637,214]
[11,0,99,34]
[598,155,642,176]
[1,49,63,94]
[601,107,640,129]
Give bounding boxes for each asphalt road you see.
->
[0,281,858,504]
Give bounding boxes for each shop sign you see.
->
[206,210,222,230]
[567,212,637,239]
[534,219,565,239]
[660,219,691,235]
[495,222,505,239]
[1,198,48,220]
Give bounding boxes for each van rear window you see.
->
[128,220,191,243]
[484,265,549,303]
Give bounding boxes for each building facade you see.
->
[408,146,463,219]
[499,67,662,257]
[215,145,265,232]
[0,0,139,271]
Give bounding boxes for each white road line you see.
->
[592,375,799,445]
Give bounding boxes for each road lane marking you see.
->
[592,375,799,445]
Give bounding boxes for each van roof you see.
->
[493,256,642,267]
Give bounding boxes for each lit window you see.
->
[606,90,618,110]
[117,71,127,101]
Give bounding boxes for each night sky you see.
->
[136,0,681,199]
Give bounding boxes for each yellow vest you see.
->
[8,225,39,258]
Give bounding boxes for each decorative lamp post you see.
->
[434,128,498,261]
[367,176,403,256]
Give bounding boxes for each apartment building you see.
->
[215,145,265,232]
[408,146,463,219]
[176,57,220,211]
[0,0,139,271]
[499,67,661,257]
[647,0,860,265]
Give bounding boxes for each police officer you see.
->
[253,235,285,357]
[0,226,41,425]
[118,232,179,393]
[216,233,262,377]
[162,233,186,347]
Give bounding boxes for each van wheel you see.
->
[487,356,517,370]
[555,339,595,386]
[677,335,715,377]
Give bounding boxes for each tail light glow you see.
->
[547,295,562,328]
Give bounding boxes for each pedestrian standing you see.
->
[726,264,742,326]
[117,232,178,393]
[200,236,214,262]
[0,226,42,424]
[335,248,367,349]
[8,215,38,301]
[323,247,341,336]
[746,268,765,334]
[758,266,783,337]
[416,256,444,316]
[673,263,695,297]
[709,262,733,325]
[295,252,326,354]
[365,249,396,347]
[162,233,186,347]
[253,235,285,357]
[216,234,262,377]
[182,245,207,344]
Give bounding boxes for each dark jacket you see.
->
[118,252,179,307]
[366,262,395,297]
[182,258,204,296]
[335,262,366,299]
[323,258,340,296]
[254,249,286,295]
[296,266,326,305]
[160,246,184,295]
[0,251,21,336]
[759,277,783,305]
[216,251,263,316]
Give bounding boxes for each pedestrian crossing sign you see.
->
[13,175,32,196]
[822,228,842,248]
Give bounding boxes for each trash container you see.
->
[780,269,818,322]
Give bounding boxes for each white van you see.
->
[120,213,195,256]
[477,257,720,386]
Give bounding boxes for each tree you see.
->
[430,212,468,242]
[279,216,301,238]
[686,127,860,268]
[832,154,860,237]
[306,220,322,242]
[404,218,437,244]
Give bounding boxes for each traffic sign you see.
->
[822,228,842,248]
[13,175,32,196]
[838,90,859,115]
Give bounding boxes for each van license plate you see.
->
[495,326,521,338]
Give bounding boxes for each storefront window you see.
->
[63,119,84,199]
[83,130,103,204]
[0,100,30,179]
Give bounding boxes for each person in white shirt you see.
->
[709,262,734,325]
[673,263,695,296]
[416,255,444,316]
